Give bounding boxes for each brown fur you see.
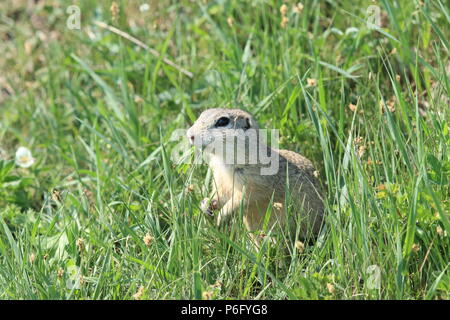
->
[187,108,324,243]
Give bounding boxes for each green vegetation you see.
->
[0,0,448,299]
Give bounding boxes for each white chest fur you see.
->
[208,155,244,198]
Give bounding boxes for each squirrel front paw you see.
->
[200,198,218,217]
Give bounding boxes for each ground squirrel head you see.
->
[187,108,259,149]
[187,108,279,175]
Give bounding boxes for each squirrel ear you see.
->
[244,116,258,130]
[244,118,252,130]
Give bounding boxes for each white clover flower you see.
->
[15,146,35,168]
[139,3,150,12]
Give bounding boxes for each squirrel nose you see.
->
[189,135,195,143]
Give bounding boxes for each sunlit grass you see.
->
[0,0,448,299]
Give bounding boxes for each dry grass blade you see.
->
[94,21,193,79]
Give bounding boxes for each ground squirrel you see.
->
[187,108,324,244]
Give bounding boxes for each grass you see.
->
[0,0,448,299]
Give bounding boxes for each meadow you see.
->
[0,0,448,299]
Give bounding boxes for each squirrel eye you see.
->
[215,117,230,127]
